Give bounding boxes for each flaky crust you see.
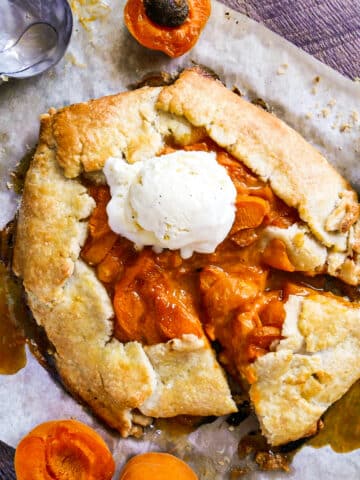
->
[14,68,360,441]
[249,294,360,445]
[13,84,235,436]
[27,260,156,436]
[157,70,359,247]
[30,68,360,283]
[13,121,95,304]
[48,87,205,178]
[142,335,236,417]
[157,69,360,284]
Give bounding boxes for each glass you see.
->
[0,0,73,78]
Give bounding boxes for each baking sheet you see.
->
[0,1,360,478]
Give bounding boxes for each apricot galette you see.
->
[14,69,360,445]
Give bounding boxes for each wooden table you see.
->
[221,0,360,79]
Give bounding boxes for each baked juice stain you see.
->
[9,147,35,195]
[153,415,207,440]
[0,147,35,374]
[0,224,26,374]
[309,379,360,452]
[0,222,53,376]
[0,263,26,374]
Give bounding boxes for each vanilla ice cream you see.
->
[103,150,236,259]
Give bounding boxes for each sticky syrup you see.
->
[309,380,360,453]
[0,224,27,374]
[0,148,35,375]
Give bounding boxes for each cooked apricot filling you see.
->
[81,142,302,381]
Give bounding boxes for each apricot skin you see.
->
[124,0,211,57]
[14,419,115,480]
[119,452,198,479]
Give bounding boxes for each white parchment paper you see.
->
[0,1,359,478]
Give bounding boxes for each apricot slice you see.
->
[259,298,286,328]
[283,281,313,298]
[200,266,266,317]
[262,238,295,272]
[97,244,125,283]
[231,228,258,247]
[81,231,118,265]
[247,326,282,349]
[233,195,270,231]
[88,186,112,239]
[235,311,261,338]
[114,250,203,344]
[119,452,198,479]
[15,420,115,480]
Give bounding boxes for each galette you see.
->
[14,68,360,446]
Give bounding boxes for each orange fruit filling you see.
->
[81,142,300,381]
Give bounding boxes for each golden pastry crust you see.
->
[13,83,235,437]
[249,293,360,445]
[27,260,156,436]
[142,335,236,417]
[157,70,359,246]
[48,87,205,178]
[25,69,360,284]
[13,128,94,303]
[157,69,360,284]
[13,68,360,443]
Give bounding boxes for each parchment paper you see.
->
[0,1,359,478]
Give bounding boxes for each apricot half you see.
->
[119,452,198,479]
[15,419,115,480]
[124,0,211,57]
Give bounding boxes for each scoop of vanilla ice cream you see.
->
[103,150,236,258]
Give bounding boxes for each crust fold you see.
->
[13,87,235,435]
[13,125,95,303]
[142,335,236,417]
[249,293,360,445]
[157,69,360,284]
[13,68,360,440]
[48,87,204,178]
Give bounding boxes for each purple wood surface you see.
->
[220,0,360,78]
[0,440,16,480]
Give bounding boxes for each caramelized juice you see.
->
[0,261,26,374]
[309,380,360,452]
